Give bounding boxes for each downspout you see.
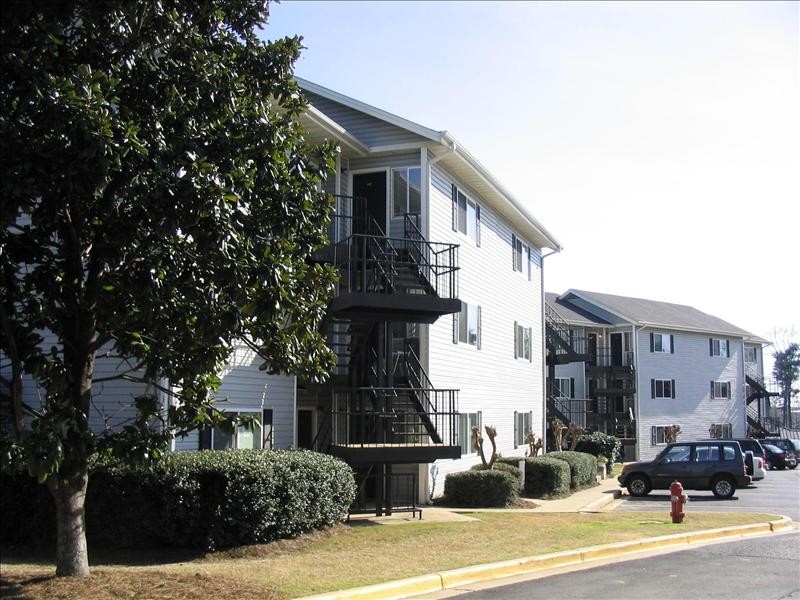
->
[632,324,648,461]
[540,248,560,452]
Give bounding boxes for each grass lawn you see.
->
[1,511,778,599]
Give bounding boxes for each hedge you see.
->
[546,451,597,488]
[1,449,356,551]
[497,456,570,498]
[575,432,622,470]
[444,469,519,507]
[470,461,523,491]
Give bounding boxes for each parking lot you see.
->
[614,465,800,520]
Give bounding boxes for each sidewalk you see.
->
[347,475,622,526]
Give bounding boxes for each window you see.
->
[392,167,421,217]
[514,322,532,361]
[708,423,732,439]
[710,381,731,399]
[459,411,481,454]
[744,347,757,364]
[452,184,480,245]
[514,411,533,448]
[650,333,674,353]
[709,338,730,357]
[454,301,481,348]
[694,444,720,462]
[554,377,574,398]
[512,234,525,272]
[659,444,691,461]
[202,411,268,450]
[650,378,675,399]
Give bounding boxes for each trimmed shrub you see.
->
[547,451,597,488]
[575,433,622,470]
[497,456,570,498]
[444,469,519,507]
[470,461,523,491]
[1,449,356,551]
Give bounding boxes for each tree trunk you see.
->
[47,466,90,577]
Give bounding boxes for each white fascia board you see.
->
[297,77,445,143]
[303,105,369,155]
[443,132,563,252]
[560,289,635,324]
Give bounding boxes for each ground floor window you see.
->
[708,423,732,439]
[201,409,272,450]
[459,411,482,454]
[514,411,533,448]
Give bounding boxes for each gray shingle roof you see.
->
[548,289,768,343]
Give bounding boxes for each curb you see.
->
[299,516,794,600]
[577,488,621,512]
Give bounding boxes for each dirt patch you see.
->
[0,569,284,600]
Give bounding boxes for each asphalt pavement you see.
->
[614,466,800,520]
[447,529,800,600]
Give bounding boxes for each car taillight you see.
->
[757,458,764,468]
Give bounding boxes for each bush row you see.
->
[445,467,520,507]
[575,432,622,470]
[1,449,356,551]
[546,451,597,488]
[497,456,571,497]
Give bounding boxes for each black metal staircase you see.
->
[311,197,462,515]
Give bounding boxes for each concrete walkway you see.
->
[346,476,622,526]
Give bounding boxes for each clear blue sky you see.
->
[261,1,799,353]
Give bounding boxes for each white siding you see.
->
[426,163,545,497]
[210,343,296,449]
[636,331,745,460]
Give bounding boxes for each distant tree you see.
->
[0,0,336,577]
[773,343,800,427]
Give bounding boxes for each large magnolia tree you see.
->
[0,0,337,576]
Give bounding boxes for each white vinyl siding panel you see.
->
[427,162,544,497]
[636,331,744,460]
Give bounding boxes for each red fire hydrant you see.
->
[670,480,688,523]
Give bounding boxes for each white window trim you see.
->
[208,410,265,450]
[459,411,482,455]
[711,380,731,400]
[391,166,422,219]
[652,378,675,399]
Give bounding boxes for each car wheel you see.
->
[765,460,772,470]
[626,475,651,497]
[711,475,735,499]
[789,464,797,470]
[777,465,786,470]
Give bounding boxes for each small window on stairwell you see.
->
[392,167,421,218]
[744,347,757,364]
[555,377,574,398]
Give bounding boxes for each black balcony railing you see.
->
[331,387,458,448]
[331,234,458,300]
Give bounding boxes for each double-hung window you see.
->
[454,301,481,348]
[708,423,732,439]
[514,411,533,448]
[711,381,731,399]
[392,167,421,218]
[709,338,730,357]
[459,411,482,454]
[512,234,531,277]
[554,377,574,398]
[651,378,675,399]
[452,184,480,245]
[514,322,532,361]
[649,333,674,353]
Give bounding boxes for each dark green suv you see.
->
[618,441,751,499]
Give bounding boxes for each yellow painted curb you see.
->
[686,522,771,544]
[769,517,793,532]
[300,573,444,600]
